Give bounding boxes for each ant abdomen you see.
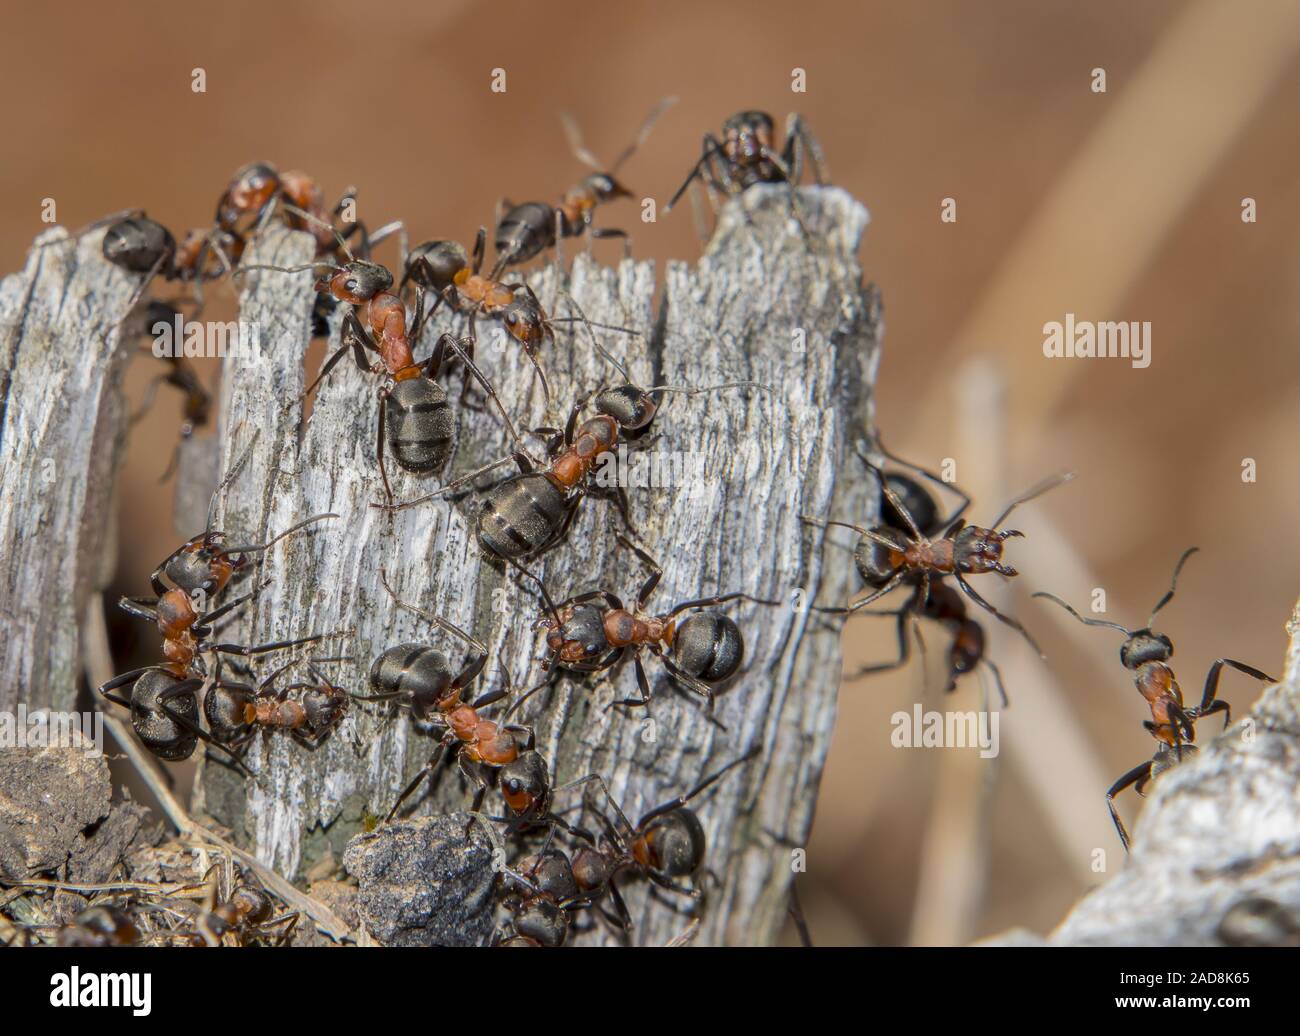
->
[132,670,199,761]
[882,473,941,537]
[404,240,468,293]
[853,526,908,588]
[102,216,175,273]
[384,378,455,473]
[671,612,744,684]
[204,684,252,743]
[640,809,707,880]
[368,643,455,719]
[478,474,569,560]
[494,202,557,265]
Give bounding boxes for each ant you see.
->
[544,748,761,933]
[352,571,550,825]
[495,846,584,947]
[203,655,352,752]
[489,97,676,275]
[802,463,1073,661]
[99,585,344,776]
[1034,547,1275,851]
[192,866,298,946]
[528,534,778,716]
[93,212,244,314]
[823,446,1009,702]
[56,905,141,947]
[238,230,522,504]
[215,162,400,260]
[665,111,826,225]
[381,341,761,567]
[399,231,639,406]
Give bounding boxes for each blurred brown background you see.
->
[3,0,1298,944]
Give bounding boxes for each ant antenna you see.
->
[206,426,260,531]
[279,202,357,263]
[223,512,338,555]
[378,567,479,650]
[1147,547,1199,626]
[556,288,630,383]
[1031,592,1132,636]
[989,471,1075,529]
[561,96,678,175]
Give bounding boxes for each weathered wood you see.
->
[0,229,141,712]
[985,596,1300,947]
[190,186,879,945]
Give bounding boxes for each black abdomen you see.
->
[477,474,569,559]
[386,379,454,473]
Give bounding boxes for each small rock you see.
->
[343,813,498,947]
[307,879,360,932]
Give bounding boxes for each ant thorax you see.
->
[1133,660,1180,707]
[453,269,513,308]
[602,608,666,650]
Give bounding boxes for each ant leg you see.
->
[376,387,394,506]
[614,534,662,608]
[301,315,375,402]
[846,608,912,680]
[208,629,345,658]
[982,658,1010,709]
[439,334,524,447]
[1106,761,1152,853]
[608,652,654,711]
[118,595,161,624]
[663,590,782,620]
[865,439,971,528]
[378,568,488,688]
[666,134,730,212]
[153,696,258,780]
[386,736,453,823]
[635,746,761,829]
[783,112,828,186]
[97,666,161,707]
[955,574,1043,659]
[472,226,487,275]
[1200,659,1274,725]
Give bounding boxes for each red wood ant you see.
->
[496,846,583,947]
[193,866,298,946]
[203,656,352,752]
[665,111,827,223]
[56,906,141,947]
[1033,547,1275,851]
[803,462,1073,660]
[353,571,547,824]
[490,97,676,275]
[238,232,523,504]
[545,748,761,933]
[527,535,778,716]
[99,586,345,776]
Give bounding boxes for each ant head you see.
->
[512,899,568,948]
[583,172,634,202]
[638,808,707,880]
[165,533,235,596]
[228,885,273,925]
[301,684,348,734]
[571,845,615,892]
[102,216,175,273]
[546,603,610,664]
[952,526,1020,577]
[1119,628,1174,670]
[499,750,550,817]
[501,292,547,346]
[321,260,393,305]
[593,383,658,433]
[406,239,469,293]
[723,111,775,158]
[217,162,280,228]
[518,848,578,901]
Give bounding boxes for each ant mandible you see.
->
[1034,547,1276,851]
